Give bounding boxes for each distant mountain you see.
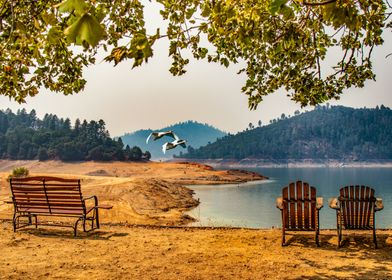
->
[182,106,392,161]
[120,121,227,159]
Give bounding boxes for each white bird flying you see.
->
[146,130,179,144]
[162,139,187,154]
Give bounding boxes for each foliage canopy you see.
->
[0,0,389,107]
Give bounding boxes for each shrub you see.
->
[8,167,29,180]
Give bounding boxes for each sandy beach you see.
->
[1,160,392,279]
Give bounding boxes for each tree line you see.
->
[183,106,392,161]
[0,109,150,162]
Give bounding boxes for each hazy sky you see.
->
[1,3,391,137]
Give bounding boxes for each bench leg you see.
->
[74,218,83,237]
[34,215,38,229]
[12,213,17,232]
[95,208,100,229]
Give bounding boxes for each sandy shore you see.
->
[1,160,392,279]
[0,160,265,225]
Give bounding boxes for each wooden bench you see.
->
[10,176,112,236]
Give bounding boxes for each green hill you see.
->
[120,121,227,159]
[182,106,392,161]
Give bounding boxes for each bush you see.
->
[8,167,29,180]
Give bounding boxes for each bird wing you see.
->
[179,141,187,148]
[165,130,179,140]
[146,132,153,144]
[170,131,179,140]
[162,142,169,154]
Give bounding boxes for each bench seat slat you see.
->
[15,202,84,207]
[11,177,79,183]
[13,186,80,191]
[13,194,82,200]
[18,207,94,215]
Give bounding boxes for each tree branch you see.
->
[302,0,337,6]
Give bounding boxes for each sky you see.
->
[1,3,392,137]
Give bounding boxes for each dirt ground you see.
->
[0,160,392,279]
[1,223,392,279]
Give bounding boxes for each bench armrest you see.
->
[83,195,98,206]
[276,197,283,210]
[375,198,384,211]
[316,197,323,210]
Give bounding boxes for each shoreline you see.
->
[171,158,392,168]
[0,160,266,226]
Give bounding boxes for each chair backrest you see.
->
[339,185,376,229]
[10,176,85,215]
[282,181,317,230]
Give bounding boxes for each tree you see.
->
[37,147,49,161]
[143,151,151,160]
[0,0,388,108]
[129,146,142,161]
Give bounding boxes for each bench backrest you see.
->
[339,185,376,229]
[10,176,85,215]
[282,181,317,230]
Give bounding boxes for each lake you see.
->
[187,167,392,229]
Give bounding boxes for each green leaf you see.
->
[269,0,288,15]
[47,27,63,45]
[56,0,88,16]
[64,13,105,47]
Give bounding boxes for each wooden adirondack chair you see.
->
[276,181,323,246]
[329,185,383,248]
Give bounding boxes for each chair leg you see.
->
[282,228,286,246]
[373,228,378,249]
[337,212,342,248]
[316,211,320,247]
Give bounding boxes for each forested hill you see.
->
[182,106,392,161]
[0,109,150,161]
[120,121,226,159]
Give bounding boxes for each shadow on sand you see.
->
[17,227,128,240]
[284,232,392,279]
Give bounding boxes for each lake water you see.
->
[187,167,392,229]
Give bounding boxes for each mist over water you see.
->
[187,167,392,229]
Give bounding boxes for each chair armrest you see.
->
[316,197,323,210]
[375,198,384,211]
[328,197,339,210]
[276,197,283,210]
